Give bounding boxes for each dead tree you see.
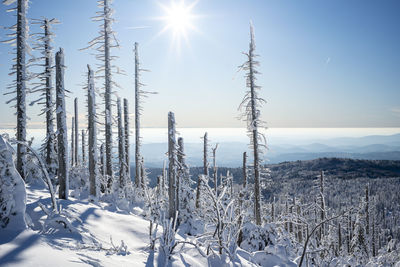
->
[82,129,86,166]
[82,0,121,182]
[212,143,219,196]
[74,97,79,166]
[168,112,177,219]
[30,18,59,179]
[123,98,130,180]
[55,48,69,199]
[238,23,266,225]
[242,152,247,188]
[87,65,98,197]
[319,171,326,237]
[134,42,141,186]
[2,0,29,179]
[117,98,126,188]
[71,117,75,166]
[196,132,209,208]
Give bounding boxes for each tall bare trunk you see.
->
[242,152,247,188]
[82,129,86,166]
[56,48,69,199]
[168,112,177,219]
[117,98,126,188]
[134,42,141,187]
[123,98,130,181]
[16,0,28,180]
[103,0,113,182]
[43,19,57,178]
[87,65,98,197]
[212,144,218,196]
[74,97,79,166]
[71,117,75,165]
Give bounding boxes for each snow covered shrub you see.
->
[69,166,89,199]
[239,222,277,252]
[0,135,27,229]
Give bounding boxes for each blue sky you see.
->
[0,0,399,128]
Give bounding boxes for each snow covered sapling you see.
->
[238,23,267,225]
[0,136,27,229]
[200,175,242,258]
[55,48,69,200]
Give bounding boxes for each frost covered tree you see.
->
[71,117,75,165]
[0,136,27,230]
[168,112,177,220]
[117,97,127,188]
[238,23,266,225]
[55,48,69,200]
[81,129,86,166]
[196,132,209,208]
[82,0,122,182]
[2,0,30,179]
[74,97,79,166]
[212,143,218,195]
[87,65,98,197]
[30,18,59,179]
[123,98,130,180]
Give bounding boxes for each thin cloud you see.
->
[125,25,151,30]
[391,107,400,117]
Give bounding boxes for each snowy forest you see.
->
[1,0,400,266]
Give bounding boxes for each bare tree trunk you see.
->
[247,25,262,225]
[177,137,185,215]
[82,129,86,166]
[242,152,247,188]
[71,117,75,166]
[168,112,177,219]
[320,171,326,237]
[212,144,218,196]
[100,143,106,192]
[365,184,370,236]
[123,98,130,181]
[196,132,208,209]
[102,0,113,183]
[74,97,79,166]
[56,48,69,200]
[43,19,57,178]
[16,0,28,180]
[134,42,141,187]
[117,98,126,188]
[203,132,208,176]
[87,65,98,197]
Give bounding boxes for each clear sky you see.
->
[0,0,399,129]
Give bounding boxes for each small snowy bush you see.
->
[0,135,27,229]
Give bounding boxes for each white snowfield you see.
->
[0,186,259,267]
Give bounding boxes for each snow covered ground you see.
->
[0,185,256,267]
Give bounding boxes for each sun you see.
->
[157,0,199,49]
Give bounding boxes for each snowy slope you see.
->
[0,186,256,267]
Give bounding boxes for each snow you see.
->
[0,186,216,266]
[0,136,27,230]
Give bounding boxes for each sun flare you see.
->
[158,0,198,49]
